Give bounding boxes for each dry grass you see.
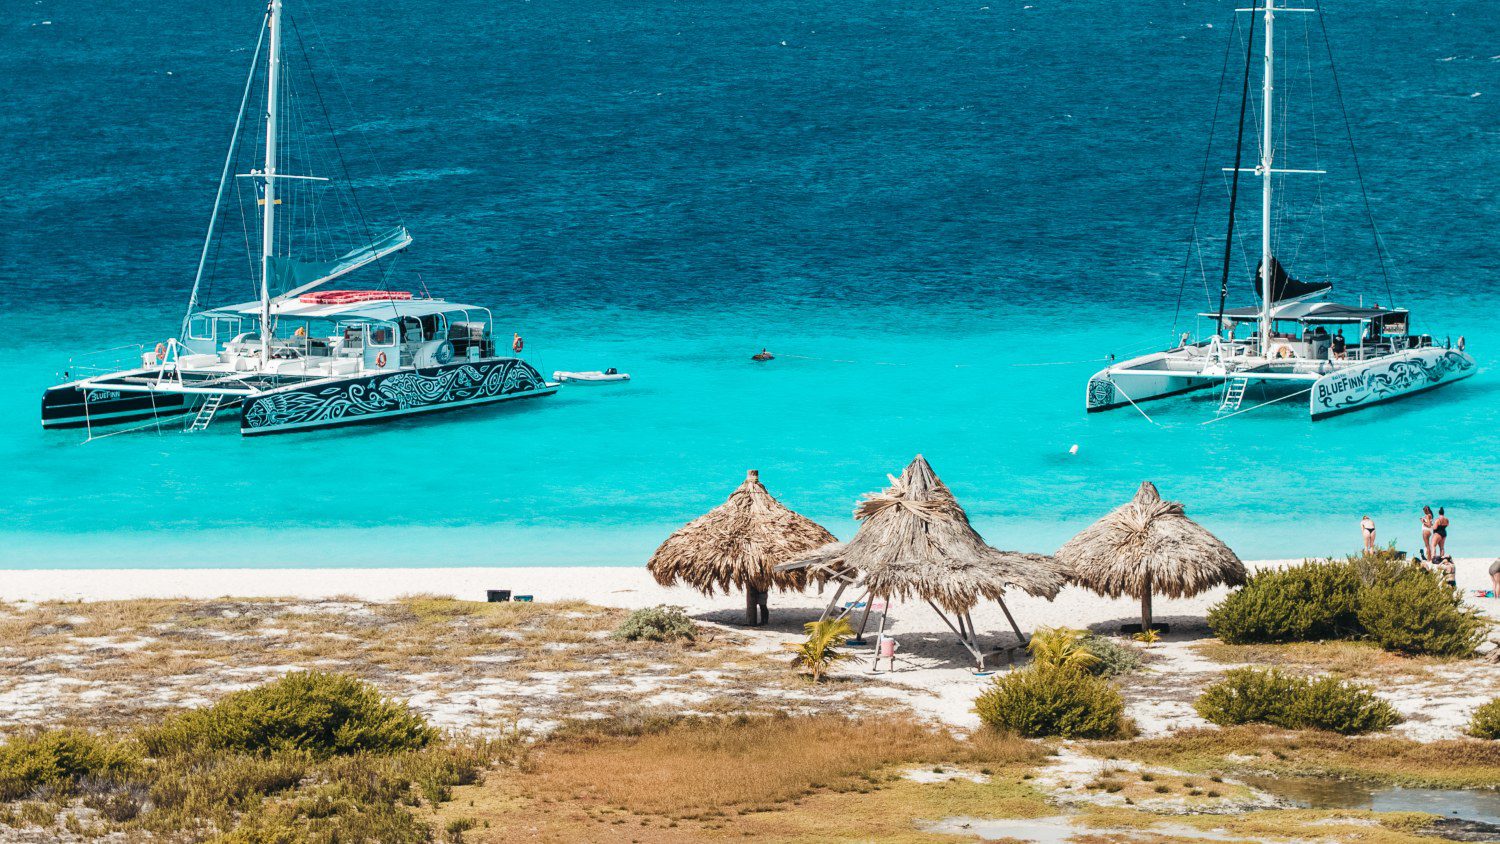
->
[438,713,1053,843]
[1077,806,1451,844]
[1190,639,1447,680]
[1092,724,1500,789]
[526,713,1047,818]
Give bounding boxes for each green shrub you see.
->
[1286,675,1402,734]
[0,729,138,801]
[975,665,1127,739]
[1468,698,1500,740]
[1356,565,1488,658]
[1207,551,1491,658]
[1081,634,1144,677]
[141,671,437,759]
[1027,628,1141,677]
[1195,667,1399,735]
[614,605,697,642]
[1027,628,1101,673]
[1207,560,1360,644]
[1193,667,1296,727]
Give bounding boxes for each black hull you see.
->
[41,383,191,429]
[240,358,555,436]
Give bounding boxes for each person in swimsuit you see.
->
[1433,508,1449,558]
[1360,515,1376,553]
[1437,556,1457,592]
[1488,557,1500,598]
[1421,506,1435,561]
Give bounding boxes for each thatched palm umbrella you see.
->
[1055,481,1246,632]
[647,470,836,625]
[785,455,1067,665]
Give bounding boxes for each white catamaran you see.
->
[42,0,556,437]
[1085,0,1474,421]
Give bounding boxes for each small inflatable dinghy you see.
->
[553,369,630,384]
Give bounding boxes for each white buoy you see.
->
[1068,444,1079,455]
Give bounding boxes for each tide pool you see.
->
[2,0,1496,567]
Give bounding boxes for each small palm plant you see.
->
[787,618,855,682]
[1132,628,1161,645]
[1027,627,1101,673]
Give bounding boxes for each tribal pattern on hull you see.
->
[242,359,549,431]
[1313,350,1474,414]
[1086,377,1118,409]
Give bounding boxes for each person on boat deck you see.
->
[1433,507,1450,558]
[1331,329,1347,360]
[1360,515,1376,553]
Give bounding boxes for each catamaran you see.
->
[41,0,556,437]
[1085,0,1474,422]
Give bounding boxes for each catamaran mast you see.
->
[1258,0,1275,353]
[259,0,284,363]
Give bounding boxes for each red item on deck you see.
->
[299,290,413,305]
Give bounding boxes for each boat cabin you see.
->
[1202,301,1428,363]
[182,293,497,376]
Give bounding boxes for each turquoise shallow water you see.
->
[2,0,1496,567]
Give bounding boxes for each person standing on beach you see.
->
[1360,515,1376,553]
[1433,508,1449,558]
[1421,506,1435,560]
[1488,558,1500,598]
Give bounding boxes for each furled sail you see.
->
[268,226,413,300]
[1252,257,1332,303]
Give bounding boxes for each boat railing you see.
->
[64,343,153,379]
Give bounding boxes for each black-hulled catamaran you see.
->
[1086,0,1474,421]
[42,0,556,437]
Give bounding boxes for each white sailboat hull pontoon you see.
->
[41,0,557,437]
[1088,343,1474,421]
[1085,0,1475,422]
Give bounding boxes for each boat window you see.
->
[188,316,213,340]
[369,325,395,347]
[215,317,241,340]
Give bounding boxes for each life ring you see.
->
[376,352,388,367]
[512,334,524,353]
[154,343,167,362]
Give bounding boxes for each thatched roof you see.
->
[1055,481,1246,600]
[785,455,1067,613]
[647,470,837,596]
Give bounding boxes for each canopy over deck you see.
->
[204,297,487,322]
[1203,301,1407,325]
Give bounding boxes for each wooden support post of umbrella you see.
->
[647,470,836,626]
[779,455,1067,671]
[1055,481,1247,635]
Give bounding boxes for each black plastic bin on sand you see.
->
[486,590,511,603]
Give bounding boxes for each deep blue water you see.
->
[2,0,1496,567]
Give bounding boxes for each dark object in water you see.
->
[486,590,511,602]
[752,349,775,362]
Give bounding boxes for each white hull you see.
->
[1308,347,1475,419]
[1086,344,1476,420]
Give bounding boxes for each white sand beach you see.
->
[5,560,1497,742]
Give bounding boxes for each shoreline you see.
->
[2,560,1495,605]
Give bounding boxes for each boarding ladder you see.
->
[188,394,225,432]
[1218,378,1249,414]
